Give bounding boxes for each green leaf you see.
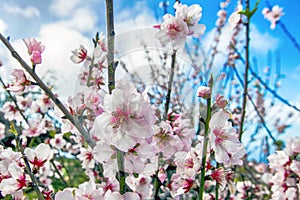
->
[238,0,261,19]
[9,122,18,136]
[49,130,56,138]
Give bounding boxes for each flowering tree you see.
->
[0,0,299,200]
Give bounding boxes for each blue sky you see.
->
[0,0,299,150]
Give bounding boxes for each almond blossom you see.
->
[74,181,104,200]
[0,163,30,196]
[209,110,246,166]
[267,137,300,200]
[215,94,228,108]
[197,86,211,99]
[70,45,88,64]
[155,14,189,49]
[155,2,205,49]
[1,101,23,122]
[22,117,46,137]
[7,69,31,93]
[0,123,5,140]
[168,173,194,198]
[92,80,156,152]
[23,38,45,65]
[174,2,206,36]
[77,147,95,169]
[262,5,284,30]
[24,143,52,170]
[126,175,153,199]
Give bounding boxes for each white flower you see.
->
[0,163,30,196]
[174,2,206,36]
[156,14,189,49]
[70,45,88,64]
[77,147,95,169]
[209,110,246,166]
[92,80,156,152]
[24,143,52,169]
[262,5,284,30]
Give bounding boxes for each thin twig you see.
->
[198,84,212,199]
[50,159,69,187]
[232,67,277,143]
[234,48,300,112]
[163,50,177,120]
[238,0,250,141]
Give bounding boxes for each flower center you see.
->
[213,128,228,145]
[111,108,130,128]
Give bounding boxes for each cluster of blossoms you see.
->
[0,144,52,197]
[0,1,298,199]
[267,137,300,199]
[155,2,206,49]
[262,5,284,30]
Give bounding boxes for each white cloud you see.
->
[3,3,40,18]
[291,64,300,80]
[250,25,279,53]
[199,23,280,76]
[56,8,97,33]
[50,0,81,17]
[36,23,92,97]
[0,19,8,34]
[115,1,157,34]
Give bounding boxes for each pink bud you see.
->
[31,51,42,64]
[197,86,211,99]
[215,94,228,108]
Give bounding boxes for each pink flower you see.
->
[174,142,202,179]
[75,181,104,199]
[24,143,52,170]
[168,173,194,198]
[0,163,29,196]
[22,117,46,137]
[55,188,75,200]
[211,167,227,190]
[209,110,246,166]
[77,147,95,169]
[7,69,31,92]
[197,86,211,99]
[126,175,152,199]
[0,123,5,140]
[104,190,140,200]
[155,2,205,49]
[92,80,156,152]
[286,137,300,154]
[155,14,189,49]
[262,5,284,30]
[174,2,206,36]
[1,102,23,122]
[49,133,67,149]
[70,45,88,64]
[215,94,228,108]
[23,38,45,64]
